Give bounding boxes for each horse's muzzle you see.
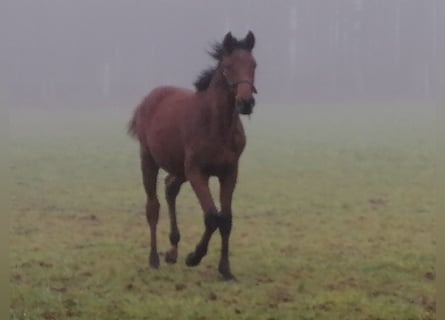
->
[236,97,255,115]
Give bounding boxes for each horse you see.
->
[128,31,257,280]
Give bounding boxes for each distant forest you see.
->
[3,0,441,108]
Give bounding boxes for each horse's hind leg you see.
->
[164,174,184,264]
[140,149,160,269]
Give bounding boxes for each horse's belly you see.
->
[147,130,185,177]
[152,148,185,177]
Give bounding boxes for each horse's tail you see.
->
[127,108,139,139]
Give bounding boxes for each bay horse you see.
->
[128,31,257,280]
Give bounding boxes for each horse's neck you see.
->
[207,71,238,140]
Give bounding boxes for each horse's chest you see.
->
[201,137,244,174]
[203,147,238,174]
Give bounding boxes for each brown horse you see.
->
[128,31,257,280]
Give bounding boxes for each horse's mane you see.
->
[193,42,222,92]
[193,66,218,92]
[193,37,252,92]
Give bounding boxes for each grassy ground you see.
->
[10,105,435,319]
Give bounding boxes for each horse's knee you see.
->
[204,210,219,231]
[169,231,180,245]
[219,213,232,235]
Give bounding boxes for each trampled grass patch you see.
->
[10,105,435,319]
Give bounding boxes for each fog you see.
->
[2,0,442,108]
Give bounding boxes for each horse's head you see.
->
[220,31,257,115]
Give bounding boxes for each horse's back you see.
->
[132,86,195,134]
[141,86,195,117]
[132,85,198,176]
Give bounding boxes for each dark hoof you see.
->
[149,252,160,269]
[221,272,237,282]
[219,262,236,281]
[165,249,177,264]
[185,252,202,267]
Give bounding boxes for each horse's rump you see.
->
[128,86,194,140]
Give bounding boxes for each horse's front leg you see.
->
[185,167,219,267]
[218,167,238,280]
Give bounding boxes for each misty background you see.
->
[2,0,442,109]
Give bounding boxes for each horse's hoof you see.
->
[149,252,160,269]
[165,250,177,264]
[221,273,237,282]
[185,252,201,267]
[219,263,236,281]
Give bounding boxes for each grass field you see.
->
[10,104,435,319]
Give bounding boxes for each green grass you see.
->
[10,105,435,319]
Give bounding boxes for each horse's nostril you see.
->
[245,98,255,108]
[235,97,255,115]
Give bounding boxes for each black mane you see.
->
[193,42,223,91]
[194,67,218,92]
[193,37,252,92]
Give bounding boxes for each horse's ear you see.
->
[222,32,235,53]
[244,31,255,50]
